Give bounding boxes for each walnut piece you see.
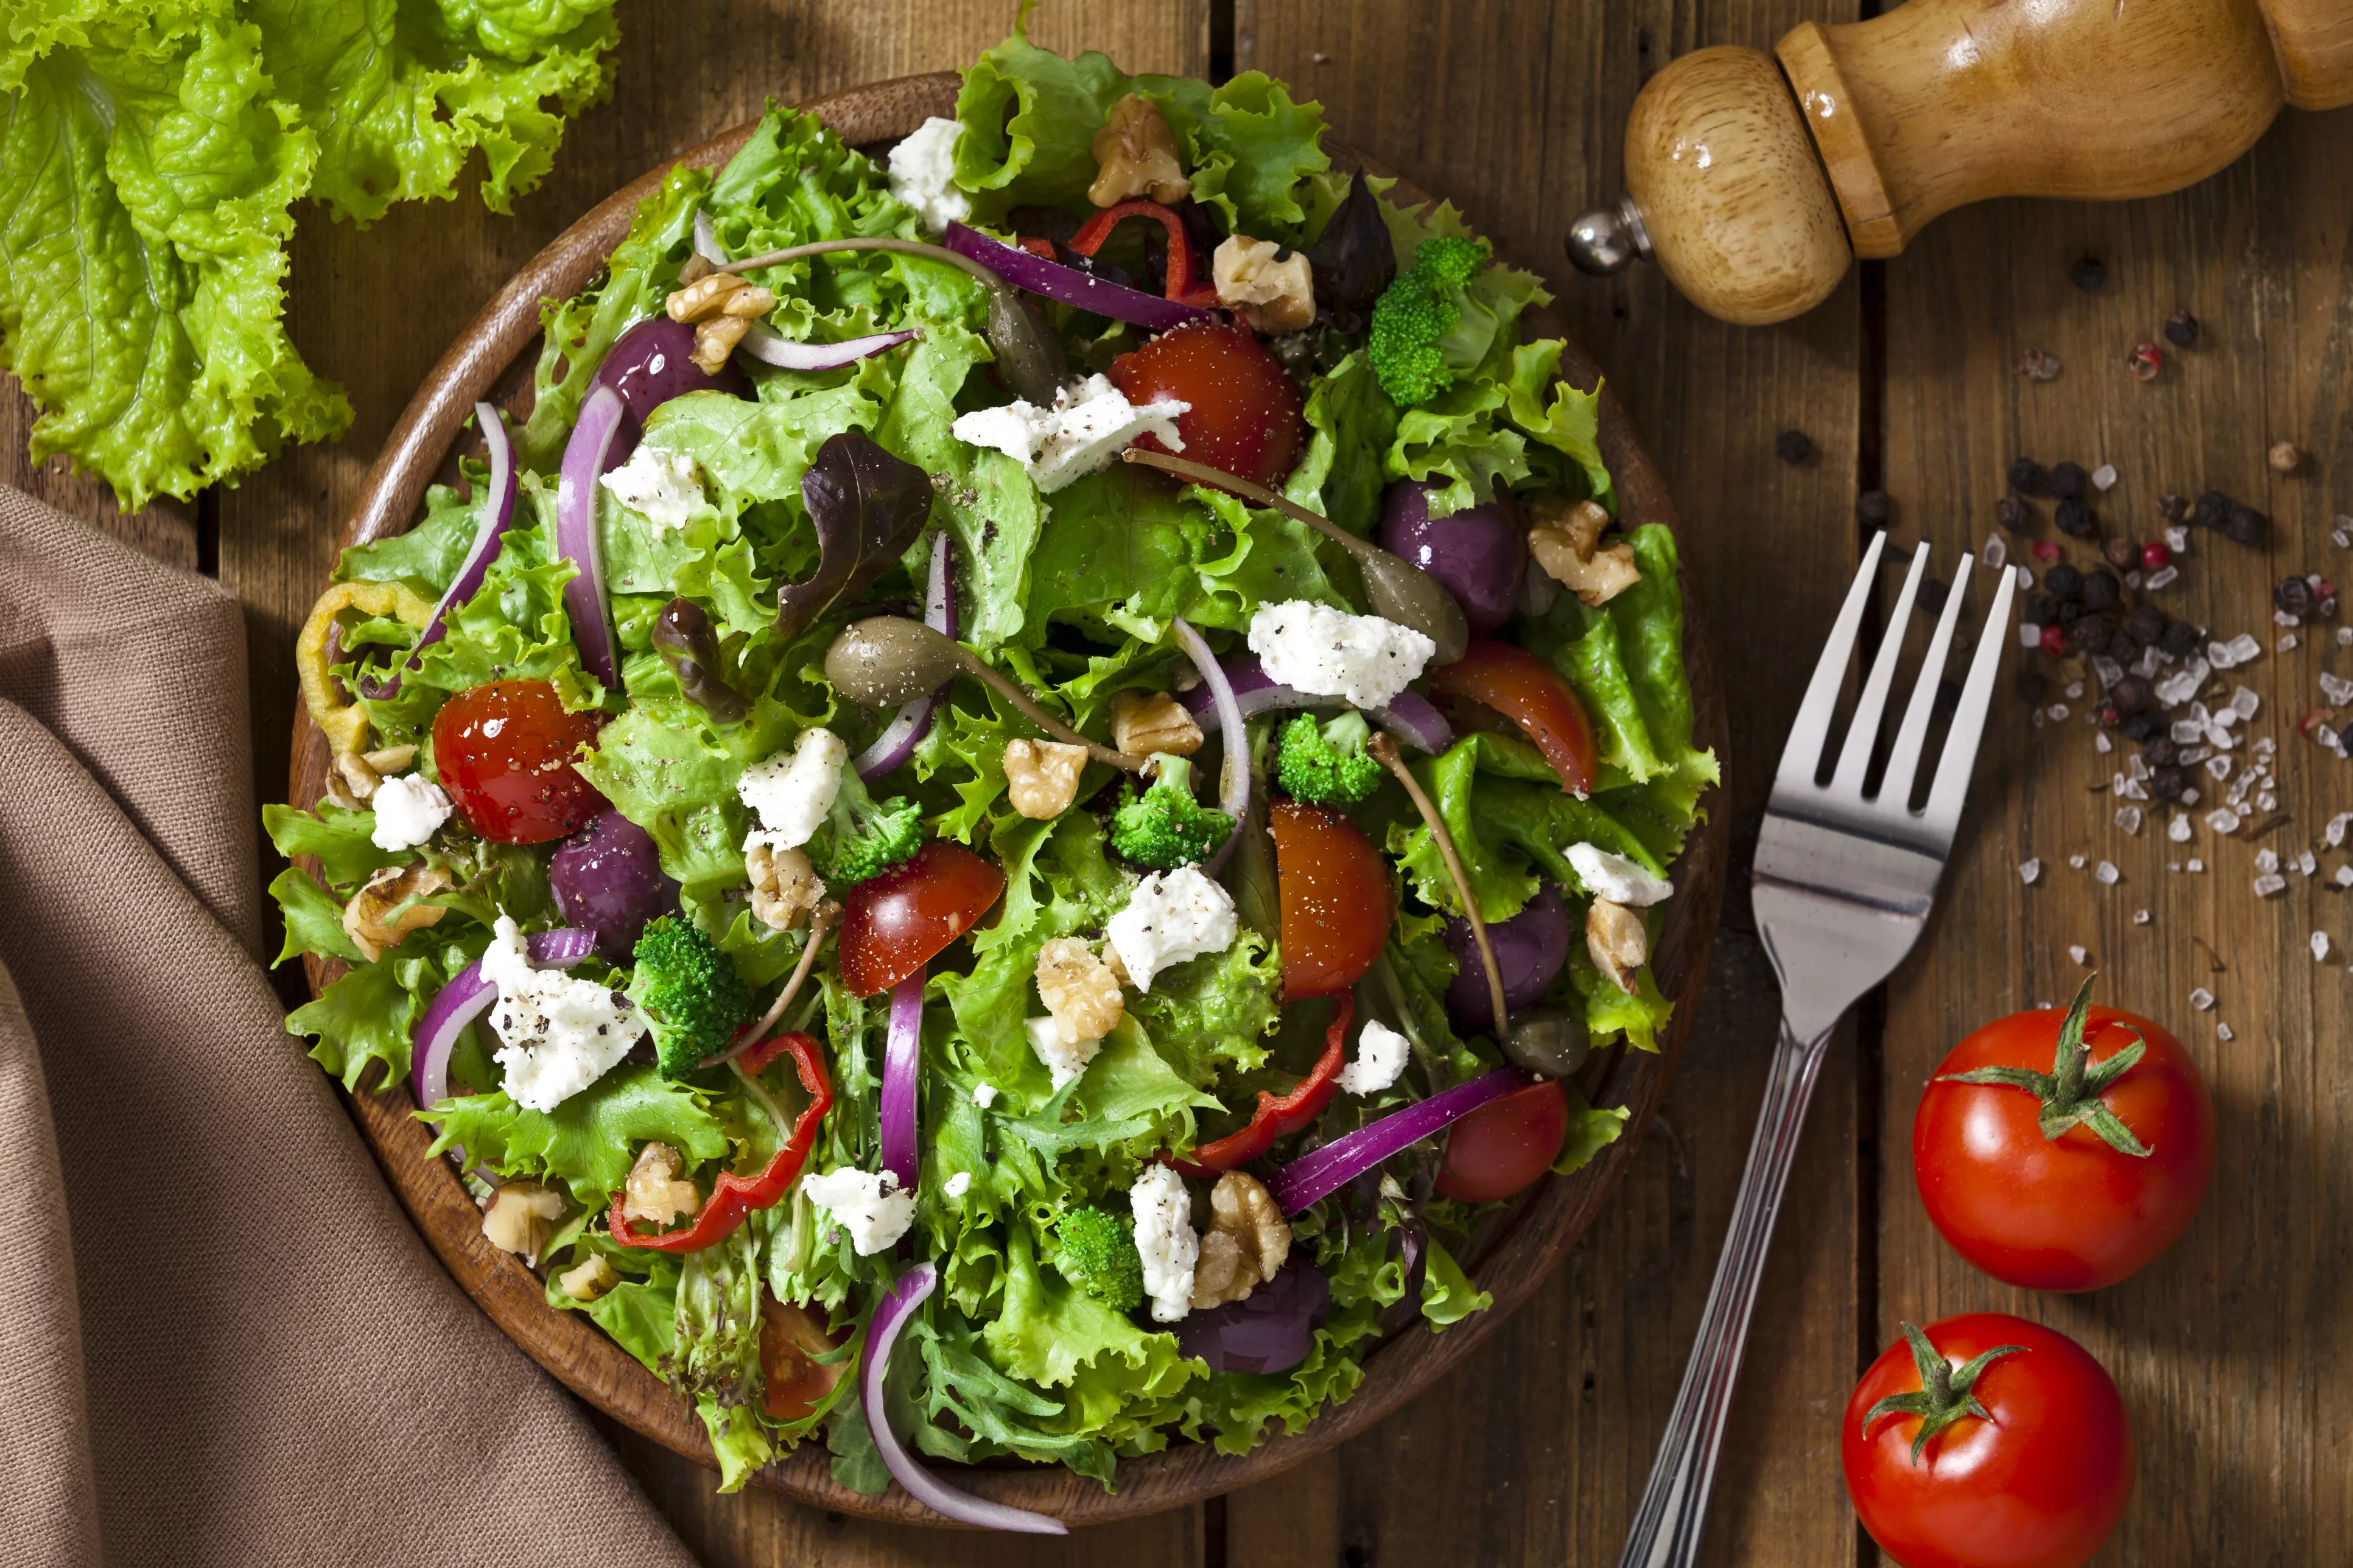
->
[558,1253,619,1302]
[1034,937,1124,1045]
[1586,898,1647,993]
[1003,738,1090,819]
[622,1142,702,1228]
[341,863,450,963]
[748,843,827,931]
[335,751,383,803]
[1212,236,1317,335]
[481,1181,566,1264]
[1089,93,1189,208]
[1110,690,1203,760]
[1528,495,1641,607]
[664,272,777,374]
[1190,1171,1292,1310]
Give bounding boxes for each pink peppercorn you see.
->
[2039,624,2067,656]
[2128,341,2164,382]
[2141,541,2172,571]
[2032,540,2061,561]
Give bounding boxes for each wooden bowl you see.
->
[292,71,1729,1527]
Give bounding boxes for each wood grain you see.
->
[1876,80,2353,1568]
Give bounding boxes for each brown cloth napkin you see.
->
[0,489,698,1567]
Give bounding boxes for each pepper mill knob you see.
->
[1563,195,1652,278]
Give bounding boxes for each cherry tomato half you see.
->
[836,841,1006,997]
[1434,1079,1568,1203]
[1268,799,1392,1002]
[1109,321,1306,491]
[1913,999,2213,1292]
[759,1297,847,1421]
[432,679,609,844]
[1843,1312,2133,1568]
[1424,640,1598,796]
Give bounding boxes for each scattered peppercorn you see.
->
[1916,576,1949,613]
[2080,569,2121,610]
[2070,256,2106,293]
[2056,498,2095,538]
[2121,713,2159,743]
[2113,675,2152,714]
[2044,562,2085,600]
[2125,604,2167,645]
[2015,670,2050,704]
[2193,490,2231,530]
[2094,699,2123,729]
[2025,590,2061,625]
[2149,766,2189,802]
[2056,600,2085,626]
[2269,440,2303,474]
[2128,341,2163,381]
[1855,489,1893,526]
[2008,457,2047,495]
[2141,541,2172,572]
[1995,495,2032,533]
[2047,461,2089,501]
[2164,309,2199,348]
[2143,735,2181,768]
[2277,575,2316,617]
[2225,505,2267,546]
[2018,347,2063,382]
[2072,614,2116,654]
[1774,430,1812,465]
[2039,624,2068,656]
[2102,537,2138,570]
[2159,619,2201,657]
[2156,492,2189,524]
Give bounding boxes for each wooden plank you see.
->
[0,383,194,569]
[1876,91,2353,1568]
[1229,3,1865,1564]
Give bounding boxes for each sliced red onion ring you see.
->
[880,968,924,1194]
[1266,1066,1541,1214]
[855,532,957,781]
[1177,653,1454,754]
[556,384,628,688]
[942,222,1213,334]
[412,927,600,1112]
[862,1261,1067,1533]
[1170,617,1249,877]
[363,402,518,700]
[696,207,924,371]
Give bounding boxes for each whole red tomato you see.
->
[1844,1312,2132,1568]
[836,841,1005,996]
[1109,321,1306,491]
[1913,979,2213,1291]
[432,679,608,844]
[1436,1078,1568,1203]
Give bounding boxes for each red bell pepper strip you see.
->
[1424,639,1600,797]
[609,1033,833,1252]
[1015,236,1057,261]
[1068,198,1220,309]
[1169,993,1353,1177]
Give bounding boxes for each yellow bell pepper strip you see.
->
[295,580,437,757]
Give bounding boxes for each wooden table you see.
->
[19,2,2346,1562]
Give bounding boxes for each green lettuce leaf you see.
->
[424,1063,731,1204]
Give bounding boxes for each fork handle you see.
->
[1616,1016,1838,1568]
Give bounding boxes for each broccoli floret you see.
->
[810,760,924,885]
[1052,1207,1144,1312]
[1110,754,1235,869]
[1366,234,1496,407]
[1276,711,1384,805]
[627,915,754,1079]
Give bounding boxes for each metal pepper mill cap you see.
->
[1563,195,1652,277]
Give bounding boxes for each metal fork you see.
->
[1618,532,2016,1568]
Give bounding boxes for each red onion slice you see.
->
[855,532,956,782]
[1265,1066,1541,1214]
[412,927,600,1111]
[364,402,518,700]
[861,1261,1068,1533]
[1171,617,1249,877]
[942,222,1213,334]
[1177,653,1453,754]
[556,384,628,688]
[696,208,924,372]
[1368,690,1453,755]
[880,968,924,1194]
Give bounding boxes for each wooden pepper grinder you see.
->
[1565,0,2353,324]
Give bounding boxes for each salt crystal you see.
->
[2232,687,2260,719]
[2068,944,2090,965]
[2256,873,2288,897]
[2019,620,2045,649]
[2207,755,2234,780]
[2156,671,2201,708]
[2165,525,2190,552]
[2069,853,2089,869]
[2280,634,2301,651]
[1983,534,2008,571]
[2190,987,2215,1010]
[2330,812,2353,847]
[2065,681,2086,701]
[2259,792,2279,811]
[2188,856,2206,872]
[2126,570,2144,590]
[2207,808,2242,833]
[2186,655,2212,686]
[2278,609,2304,628]
[2181,745,2211,765]
[2094,656,2125,688]
[2172,718,2205,743]
[2301,850,2320,877]
[2209,640,2238,670]
[2018,858,2043,885]
[2048,704,2071,721]
[2215,707,2242,729]
[2227,633,2263,663]
[2144,565,2180,590]
[2116,805,2144,835]
[2218,1021,2236,1042]
[2134,646,2164,679]
[2183,787,2201,805]
[2317,933,2335,962]
[2133,908,2152,925]
[2092,463,2118,491]
[2320,672,2353,706]
[2169,861,2183,871]
[2338,866,2353,887]
[2169,813,2192,842]
[2212,727,2239,751]
[2095,732,2114,754]
[2095,860,2120,885]
[2337,515,2353,548]
[2340,626,2353,648]
[2119,777,2149,801]
[2256,849,2281,875]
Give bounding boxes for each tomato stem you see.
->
[1864,1321,2029,1464]
[1936,973,2151,1157]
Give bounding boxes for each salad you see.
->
[267,19,1717,1530]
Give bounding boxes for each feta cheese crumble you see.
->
[371,772,452,851]
[479,915,642,1111]
[951,374,1187,494]
[1247,600,1438,710]
[1568,842,1674,907]
[801,1166,917,1255]
[1025,1015,1102,1089]
[738,727,847,852]
[972,1082,999,1108]
[884,116,970,234]
[1337,1019,1409,1096]
[599,443,706,532]
[1106,865,1238,990]
[1129,1163,1198,1323]
[944,1171,973,1199]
